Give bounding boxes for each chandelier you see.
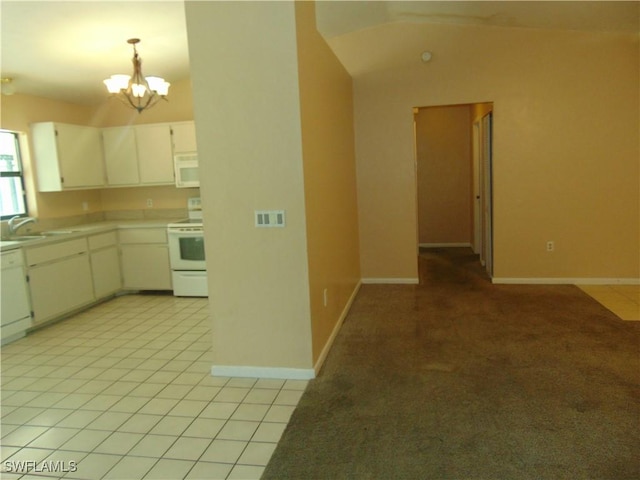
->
[104,38,170,113]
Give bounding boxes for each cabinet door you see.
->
[91,246,122,298]
[29,253,94,324]
[171,122,197,153]
[1,265,31,327]
[102,127,139,185]
[121,245,172,290]
[55,124,105,188]
[135,124,174,184]
[31,122,63,191]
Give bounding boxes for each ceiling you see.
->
[315,1,640,38]
[1,1,638,106]
[1,1,189,105]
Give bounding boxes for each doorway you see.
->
[414,103,494,278]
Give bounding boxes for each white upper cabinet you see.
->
[102,127,139,186]
[101,124,175,187]
[30,122,106,191]
[135,124,175,185]
[32,120,195,190]
[171,121,199,188]
[171,121,197,153]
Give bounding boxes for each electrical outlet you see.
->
[546,241,555,252]
[323,288,328,307]
[146,198,153,208]
[81,201,88,211]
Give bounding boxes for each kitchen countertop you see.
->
[0,219,182,252]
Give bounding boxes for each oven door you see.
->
[168,230,206,270]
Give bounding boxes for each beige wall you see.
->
[0,77,196,219]
[295,2,360,364]
[345,23,639,280]
[415,105,472,245]
[99,185,195,213]
[186,1,314,370]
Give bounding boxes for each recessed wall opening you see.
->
[413,102,494,279]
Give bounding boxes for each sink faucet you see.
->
[8,215,37,235]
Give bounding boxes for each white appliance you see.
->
[168,197,208,297]
[1,249,32,344]
[174,153,199,188]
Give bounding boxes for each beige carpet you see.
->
[263,248,640,479]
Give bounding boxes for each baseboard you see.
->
[211,365,315,380]
[313,280,362,376]
[492,277,640,285]
[419,243,472,248]
[210,281,364,381]
[362,278,419,284]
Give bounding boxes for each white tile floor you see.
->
[0,294,307,479]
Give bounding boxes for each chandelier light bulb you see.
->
[146,76,170,96]
[104,74,130,93]
[132,83,147,98]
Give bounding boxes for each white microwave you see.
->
[174,153,199,188]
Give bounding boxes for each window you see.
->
[0,130,28,220]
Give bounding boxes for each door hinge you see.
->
[26,274,30,283]
[61,177,64,184]
[30,311,35,318]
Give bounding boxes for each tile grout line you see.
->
[1,294,306,480]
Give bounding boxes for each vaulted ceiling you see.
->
[1,1,637,105]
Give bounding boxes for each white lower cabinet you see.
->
[11,224,173,331]
[89,232,122,298]
[26,239,94,324]
[119,228,172,290]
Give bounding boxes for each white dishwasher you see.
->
[1,249,32,344]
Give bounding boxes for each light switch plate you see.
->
[255,210,285,228]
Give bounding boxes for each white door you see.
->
[481,113,493,277]
[472,121,481,255]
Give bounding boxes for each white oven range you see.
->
[167,198,208,297]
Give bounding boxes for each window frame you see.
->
[0,130,29,221]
